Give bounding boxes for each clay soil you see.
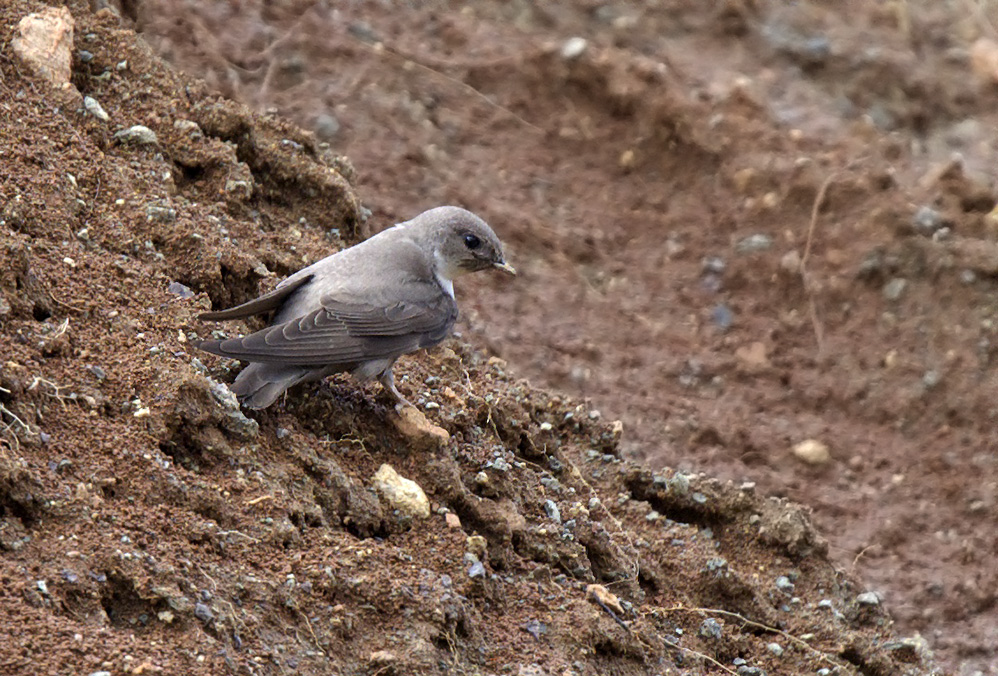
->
[2,0,997,674]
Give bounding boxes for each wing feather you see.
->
[197,292,457,367]
[199,274,314,321]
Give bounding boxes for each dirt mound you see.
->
[0,1,966,674]
[125,1,998,672]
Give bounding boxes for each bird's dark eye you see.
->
[463,233,481,250]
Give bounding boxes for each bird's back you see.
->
[274,224,437,323]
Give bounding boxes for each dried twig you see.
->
[800,173,835,272]
[647,604,849,669]
[28,377,75,410]
[798,173,836,355]
[216,530,261,544]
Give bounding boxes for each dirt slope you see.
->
[122,1,998,673]
[0,0,984,674]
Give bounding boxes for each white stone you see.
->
[371,464,430,519]
[793,439,830,465]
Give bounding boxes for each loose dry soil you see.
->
[2,0,998,674]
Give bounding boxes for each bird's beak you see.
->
[493,260,517,276]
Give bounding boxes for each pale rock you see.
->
[466,535,487,560]
[371,464,430,519]
[368,650,397,666]
[586,583,624,615]
[83,96,109,121]
[12,7,75,90]
[561,37,588,60]
[970,38,998,84]
[391,405,450,451]
[793,439,830,466]
[735,341,770,373]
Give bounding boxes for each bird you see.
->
[195,206,515,409]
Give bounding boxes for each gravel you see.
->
[698,618,723,639]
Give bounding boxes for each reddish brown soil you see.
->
[1,0,995,674]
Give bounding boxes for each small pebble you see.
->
[467,561,485,578]
[922,370,941,389]
[543,500,561,524]
[793,439,830,466]
[736,234,773,253]
[523,619,547,639]
[766,642,784,657]
[912,206,943,235]
[711,304,734,331]
[114,125,158,145]
[167,281,194,299]
[698,618,722,640]
[314,113,340,140]
[702,256,726,274]
[882,278,908,301]
[856,591,880,606]
[561,37,588,60]
[780,250,802,273]
[194,602,214,623]
[83,96,109,121]
[775,576,795,593]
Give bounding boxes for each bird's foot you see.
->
[379,369,415,411]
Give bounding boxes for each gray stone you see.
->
[698,618,722,639]
[315,113,340,140]
[114,125,158,145]
[83,96,109,121]
[736,234,773,253]
[882,278,908,301]
[194,601,213,623]
[543,500,561,524]
[775,575,795,593]
[913,206,943,235]
[856,591,881,606]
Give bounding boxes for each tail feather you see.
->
[231,363,312,409]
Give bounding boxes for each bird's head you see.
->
[415,206,516,280]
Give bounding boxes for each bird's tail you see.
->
[230,363,312,409]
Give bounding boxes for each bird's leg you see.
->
[379,366,414,409]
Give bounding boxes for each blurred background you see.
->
[125,1,998,672]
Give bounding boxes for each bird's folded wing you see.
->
[199,274,314,321]
[197,294,458,366]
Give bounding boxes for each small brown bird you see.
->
[196,206,514,409]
